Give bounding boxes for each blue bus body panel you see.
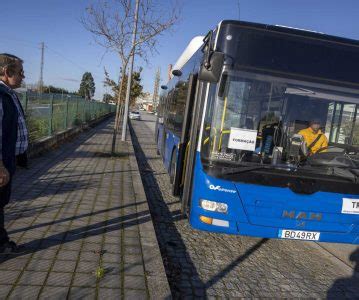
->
[157,125,180,172]
[189,152,359,244]
[164,129,180,171]
[157,123,164,156]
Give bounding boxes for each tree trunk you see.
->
[111,67,127,153]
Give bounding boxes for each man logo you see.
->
[282,210,322,221]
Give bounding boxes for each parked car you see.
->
[129,111,141,120]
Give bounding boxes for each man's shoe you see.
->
[0,241,26,255]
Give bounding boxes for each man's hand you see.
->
[0,162,10,187]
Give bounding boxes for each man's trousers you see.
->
[0,179,12,246]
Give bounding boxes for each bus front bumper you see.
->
[189,212,359,245]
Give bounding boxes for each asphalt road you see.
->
[130,111,359,298]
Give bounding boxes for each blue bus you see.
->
[156,20,359,244]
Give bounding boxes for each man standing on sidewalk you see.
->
[0,53,28,253]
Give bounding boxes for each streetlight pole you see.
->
[121,0,140,141]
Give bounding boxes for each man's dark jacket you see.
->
[0,84,18,176]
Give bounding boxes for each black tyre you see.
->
[156,132,160,155]
[169,150,176,185]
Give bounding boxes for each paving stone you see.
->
[124,263,145,276]
[0,270,22,285]
[124,289,147,299]
[124,230,139,238]
[9,285,42,299]
[32,249,58,260]
[124,275,146,290]
[103,243,121,253]
[39,286,69,299]
[98,274,121,289]
[68,287,96,299]
[56,250,80,261]
[26,259,53,272]
[18,271,47,286]
[60,241,83,251]
[98,288,122,299]
[104,235,120,244]
[124,237,141,246]
[76,260,99,273]
[102,253,121,263]
[0,258,28,271]
[103,263,121,275]
[46,272,73,287]
[0,285,12,298]
[78,251,100,262]
[82,243,102,252]
[72,273,97,287]
[52,260,76,273]
[124,254,143,265]
[124,246,142,255]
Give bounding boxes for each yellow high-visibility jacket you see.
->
[298,127,328,154]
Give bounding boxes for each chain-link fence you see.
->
[17,92,116,143]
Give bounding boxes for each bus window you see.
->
[201,71,359,167]
[328,103,356,144]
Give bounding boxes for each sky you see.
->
[1,0,359,100]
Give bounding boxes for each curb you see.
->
[126,122,172,299]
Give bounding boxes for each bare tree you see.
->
[82,0,180,153]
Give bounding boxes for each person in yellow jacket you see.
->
[298,119,328,155]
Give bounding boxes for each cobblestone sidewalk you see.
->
[0,118,170,299]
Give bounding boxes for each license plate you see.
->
[278,229,320,241]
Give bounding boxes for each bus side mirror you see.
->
[198,51,224,82]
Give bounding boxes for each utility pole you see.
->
[152,67,160,111]
[121,0,140,142]
[39,42,45,93]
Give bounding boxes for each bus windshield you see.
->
[201,71,359,183]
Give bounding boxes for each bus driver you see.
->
[298,119,328,155]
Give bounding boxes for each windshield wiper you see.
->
[221,165,290,176]
[333,167,359,183]
[299,165,358,183]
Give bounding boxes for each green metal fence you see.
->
[17,92,116,143]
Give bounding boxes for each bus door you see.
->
[172,73,198,196]
[179,78,207,215]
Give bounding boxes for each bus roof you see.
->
[219,20,359,47]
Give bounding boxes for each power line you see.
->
[0,34,107,80]
[0,34,108,94]
[45,46,87,72]
[45,46,106,80]
[0,35,39,49]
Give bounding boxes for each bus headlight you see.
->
[200,199,228,214]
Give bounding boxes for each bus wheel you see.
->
[170,150,176,185]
